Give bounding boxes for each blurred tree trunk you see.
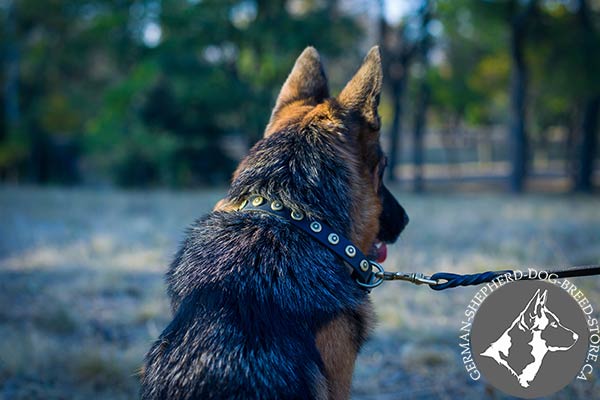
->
[575,97,600,192]
[388,75,406,182]
[565,112,578,178]
[3,0,20,137]
[412,78,429,193]
[574,0,599,192]
[378,0,415,183]
[508,0,536,193]
[412,1,432,193]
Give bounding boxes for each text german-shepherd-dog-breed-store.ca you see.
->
[141,46,409,400]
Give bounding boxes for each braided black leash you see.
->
[428,270,514,291]
[418,265,600,291]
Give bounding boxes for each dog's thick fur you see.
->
[141,46,408,400]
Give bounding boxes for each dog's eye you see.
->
[551,321,558,328]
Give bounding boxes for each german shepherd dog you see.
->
[141,46,408,400]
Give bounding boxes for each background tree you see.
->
[573,0,600,192]
[1,0,21,181]
[411,0,433,193]
[461,0,538,192]
[378,0,417,183]
[507,0,537,192]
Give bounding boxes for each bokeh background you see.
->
[1,0,599,399]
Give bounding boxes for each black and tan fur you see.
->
[141,46,408,400]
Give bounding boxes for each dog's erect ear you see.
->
[523,289,547,322]
[266,47,329,133]
[520,289,543,329]
[337,46,383,130]
[534,289,548,316]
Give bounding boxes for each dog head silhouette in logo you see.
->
[480,288,579,388]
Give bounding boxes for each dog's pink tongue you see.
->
[375,243,387,263]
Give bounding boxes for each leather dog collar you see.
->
[238,194,380,286]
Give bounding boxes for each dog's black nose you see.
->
[401,207,409,230]
[378,184,408,243]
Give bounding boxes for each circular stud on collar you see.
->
[309,221,322,233]
[360,259,370,272]
[328,233,339,245]
[239,199,248,210]
[290,210,304,221]
[345,245,356,258]
[270,200,283,211]
[252,196,264,206]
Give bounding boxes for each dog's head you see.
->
[221,46,408,261]
[520,289,579,351]
[519,289,579,351]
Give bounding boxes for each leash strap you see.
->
[429,265,600,291]
[239,195,376,284]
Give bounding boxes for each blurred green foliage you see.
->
[1,0,599,188]
[432,0,600,136]
[1,0,361,186]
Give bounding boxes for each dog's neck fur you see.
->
[519,331,548,387]
[228,127,356,238]
[486,320,550,386]
[481,318,524,377]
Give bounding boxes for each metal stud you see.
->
[328,233,339,245]
[360,259,370,272]
[309,221,322,233]
[345,245,356,257]
[290,210,304,221]
[239,199,248,210]
[270,200,283,211]
[252,196,264,206]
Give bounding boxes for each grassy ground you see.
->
[0,186,599,399]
